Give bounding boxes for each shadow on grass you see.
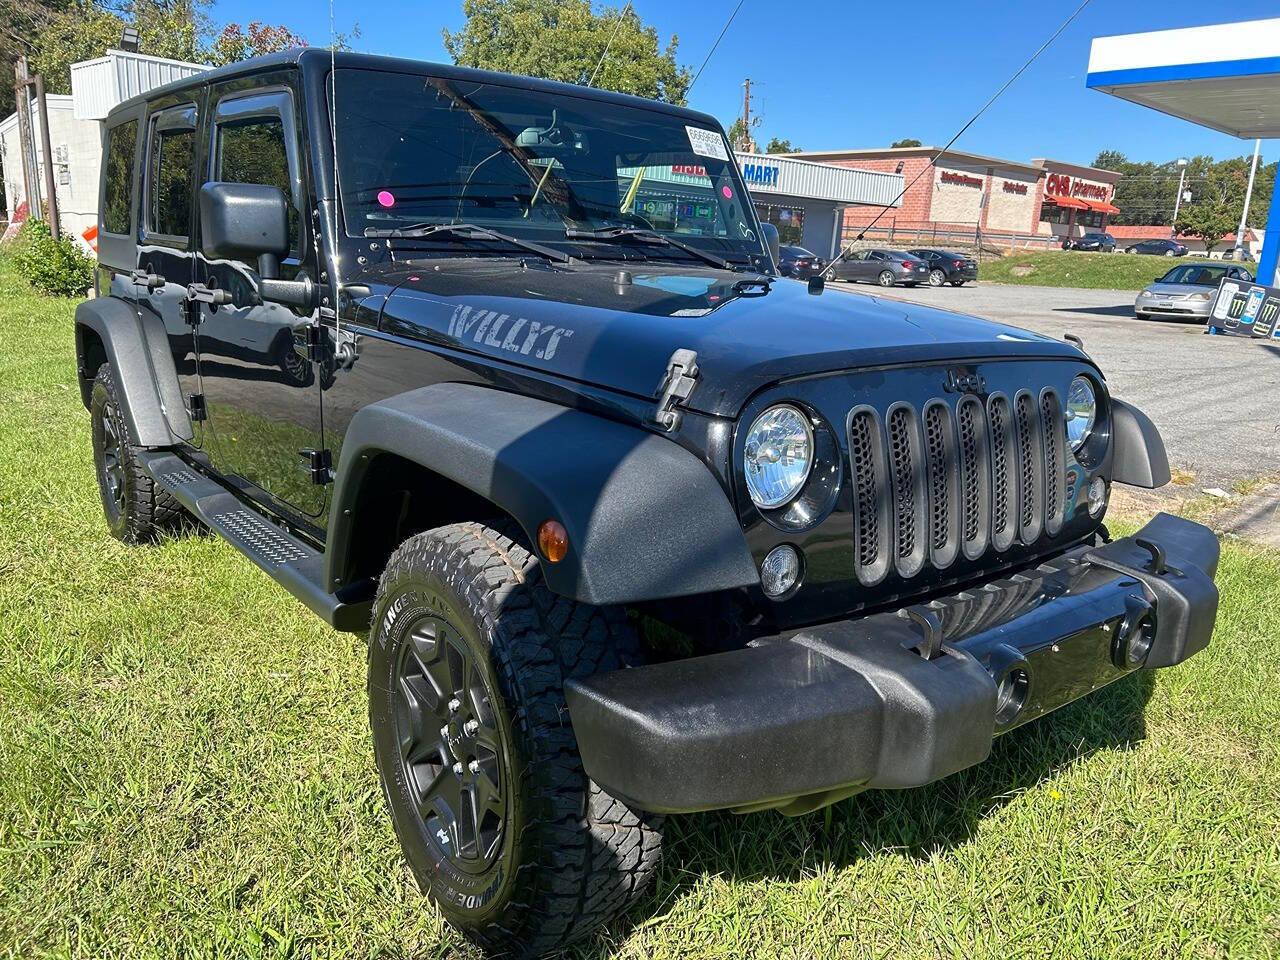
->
[582,669,1155,951]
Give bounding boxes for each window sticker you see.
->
[686,125,730,161]
[376,190,396,208]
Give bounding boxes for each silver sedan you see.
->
[1135,262,1254,321]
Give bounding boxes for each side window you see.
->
[215,113,298,251]
[103,119,138,235]
[147,121,195,239]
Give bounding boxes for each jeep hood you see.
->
[371,259,1086,417]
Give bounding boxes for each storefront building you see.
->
[785,146,1122,247]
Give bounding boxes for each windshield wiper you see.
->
[564,226,738,271]
[362,222,573,264]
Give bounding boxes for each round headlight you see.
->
[744,405,813,509]
[1065,376,1096,452]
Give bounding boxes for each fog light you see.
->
[1088,477,1107,517]
[760,545,801,598]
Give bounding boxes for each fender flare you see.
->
[74,297,191,446]
[326,383,760,606]
[1110,398,1171,488]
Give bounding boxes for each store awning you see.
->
[1044,194,1089,210]
[1084,199,1120,214]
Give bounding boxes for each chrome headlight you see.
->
[1139,289,1153,298]
[1065,376,1096,452]
[744,405,813,509]
[1192,291,1212,301]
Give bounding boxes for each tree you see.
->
[765,137,797,154]
[891,138,921,148]
[442,0,691,104]
[1176,202,1236,252]
[208,21,306,66]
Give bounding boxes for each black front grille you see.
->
[848,388,1065,585]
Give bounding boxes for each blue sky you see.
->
[209,0,1278,166]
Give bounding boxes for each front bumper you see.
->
[1136,295,1212,319]
[566,513,1219,815]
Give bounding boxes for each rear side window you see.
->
[103,119,138,235]
[148,127,195,238]
[215,116,297,250]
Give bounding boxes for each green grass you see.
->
[980,250,1192,290]
[2,257,1280,959]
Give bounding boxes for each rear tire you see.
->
[878,270,895,286]
[929,269,945,286]
[368,522,662,957]
[950,280,966,287]
[89,363,185,544]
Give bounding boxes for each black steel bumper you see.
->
[565,513,1219,815]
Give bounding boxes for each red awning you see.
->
[1083,199,1120,215]
[1044,194,1089,210]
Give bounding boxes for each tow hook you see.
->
[1113,594,1156,669]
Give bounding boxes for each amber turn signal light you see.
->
[537,519,568,562]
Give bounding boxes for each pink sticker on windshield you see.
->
[376,190,396,208]
[721,185,733,199]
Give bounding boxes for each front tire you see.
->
[950,280,966,287]
[368,522,662,956]
[878,270,895,286]
[89,363,185,544]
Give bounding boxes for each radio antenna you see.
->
[328,0,342,320]
[588,2,631,87]
[819,0,1093,278]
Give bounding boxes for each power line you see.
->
[687,0,747,93]
[823,0,1094,273]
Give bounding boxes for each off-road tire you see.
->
[368,522,662,957]
[89,363,184,544]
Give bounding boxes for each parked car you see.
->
[777,244,826,279]
[76,48,1219,958]
[829,248,930,286]
[907,248,978,286]
[1135,262,1254,321]
[1062,232,1116,253]
[1125,238,1188,257]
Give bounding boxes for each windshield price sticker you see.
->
[686,126,730,161]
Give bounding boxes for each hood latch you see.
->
[653,349,700,432]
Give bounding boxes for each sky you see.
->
[208,0,1279,168]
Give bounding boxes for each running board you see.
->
[140,452,373,631]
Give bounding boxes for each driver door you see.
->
[194,77,326,521]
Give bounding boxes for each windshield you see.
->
[330,69,766,265]
[1158,264,1231,286]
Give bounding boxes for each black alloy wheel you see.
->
[390,612,507,874]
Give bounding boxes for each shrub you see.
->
[12,219,95,297]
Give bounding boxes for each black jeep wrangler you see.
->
[76,50,1220,956]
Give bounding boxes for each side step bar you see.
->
[140,452,373,631]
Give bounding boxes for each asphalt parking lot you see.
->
[832,280,1280,488]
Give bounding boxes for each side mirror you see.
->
[199,182,313,308]
[200,181,290,276]
[760,222,780,269]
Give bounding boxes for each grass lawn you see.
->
[979,250,1212,290]
[2,254,1279,959]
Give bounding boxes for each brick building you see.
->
[784,146,1123,248]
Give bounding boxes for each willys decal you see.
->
[448,304,575,360]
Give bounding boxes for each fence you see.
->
[838,218,1065,260]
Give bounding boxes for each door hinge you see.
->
[652,348,699,432]
[298,448,333,485]
[129,268,165,291]
[183,282,233,326]
[301,322,327,362]
[188,393,207,422]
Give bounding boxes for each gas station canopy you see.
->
[1086,18,1280,139]
[1086,17,1280,285]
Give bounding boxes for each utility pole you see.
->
[13,58,38,223]
[33,74,60,239]
[1171,157,1188,237]
[741,77,753,153]
[1234,139,1261,261]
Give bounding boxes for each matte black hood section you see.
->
[371,259,1089,417]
